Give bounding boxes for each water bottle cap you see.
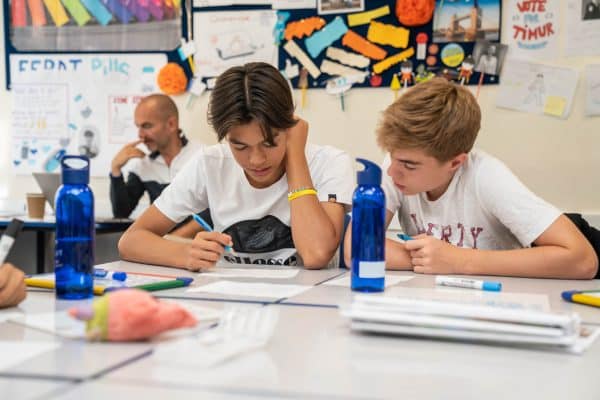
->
[356,158,382,186]
[61,155,90,185]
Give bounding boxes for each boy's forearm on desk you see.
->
[118,230,190,269]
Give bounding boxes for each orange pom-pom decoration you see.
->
[396,0,435,27]
[157,62,188,95]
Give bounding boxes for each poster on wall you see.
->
[433,0,501,43]
[565,0,600,56]
[505,0,559,60]
[585,64,600,116]
[193,10,278,78]
[10,54,167,176]
[495,58,579,119]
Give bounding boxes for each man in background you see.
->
[110,94,202,218]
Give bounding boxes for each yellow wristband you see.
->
[288,188,317,201]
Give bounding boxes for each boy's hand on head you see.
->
[285,117,309,155]
[184,231,233,271]
[111,140,145,176]
[0,263,27,308]
[404,234,463,274]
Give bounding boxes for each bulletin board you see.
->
[191,0,503,92]
[3,0,191,175]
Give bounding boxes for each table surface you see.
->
[3,262,600,399]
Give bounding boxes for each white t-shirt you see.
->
[155,143,354,266]
[382,149,561,250]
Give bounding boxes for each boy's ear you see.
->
[449,153,467,171]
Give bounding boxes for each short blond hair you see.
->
[376,78,481,162]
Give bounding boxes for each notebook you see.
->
[342,295,600,354]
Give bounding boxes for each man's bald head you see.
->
[138,94,179,123]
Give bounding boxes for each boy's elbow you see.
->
[117,231,133,260]
[301,248,336,269]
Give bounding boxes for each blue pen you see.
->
[192,214,235,253]
[397,233,413,241]
[93,268,127,281]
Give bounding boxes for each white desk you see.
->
[97,261,345,303]
[48,381,285,400]
[283,271,600,324]
[104,304,600,399]
[0,377,72,400]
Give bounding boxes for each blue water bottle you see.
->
[351,158,386,292]
[54,155,95,299]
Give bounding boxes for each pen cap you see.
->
[356,158,381,186]
[112,272,127,281]
[61,155,90,185]
[482,281,502,291]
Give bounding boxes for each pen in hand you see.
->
[0,219,24,266]
[192,214,236,254]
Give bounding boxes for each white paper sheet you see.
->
[194,0,271,6]
[187,281,311,299]
[585,64,600,116]
[323,275,413,288]
[566,0,600,56]
[505,0,559,60]
[193,10,278,78]
[201,268,300,279]
[384,286,551,312]
[0,341,61,371]
[496,58,578,119]
[10,311,86,339]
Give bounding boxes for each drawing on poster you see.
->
[193,10,278,78]
[496,59,579,119]
[318,0,364,15]
[433,0,500,43]
[10,54,166,176]
[506,0,559,60]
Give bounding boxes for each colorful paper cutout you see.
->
[342,30,387,60]
[284,16,325,40]
[61,0,92,26]
[11,0,27,27]
[320,59,367,79]
[27,0,47,26]
[347,5,390,27]
[80,0,112,25]
[304,16,348,58]
[283,39,321,79]
[372,47,415,75]
[325,47,370,69]
[367,21,409,49]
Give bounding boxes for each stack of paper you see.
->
[342,295,599,354]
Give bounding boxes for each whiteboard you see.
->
[9,53,167,177]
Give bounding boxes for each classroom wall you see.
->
[1,2,599,218]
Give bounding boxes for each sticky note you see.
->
[367,21,409,48]
[373,47,415,75]
[543,96,567,117]
[347,5,390,27]
[62,0,92,25]
[44,0,70,26]
[11,0,27,27]
[80,0,112,25]
[27,0,47,26]
[304,16,348,59]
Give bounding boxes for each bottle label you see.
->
[358,261,385,278]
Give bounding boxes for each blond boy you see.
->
[345,78,597,279]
